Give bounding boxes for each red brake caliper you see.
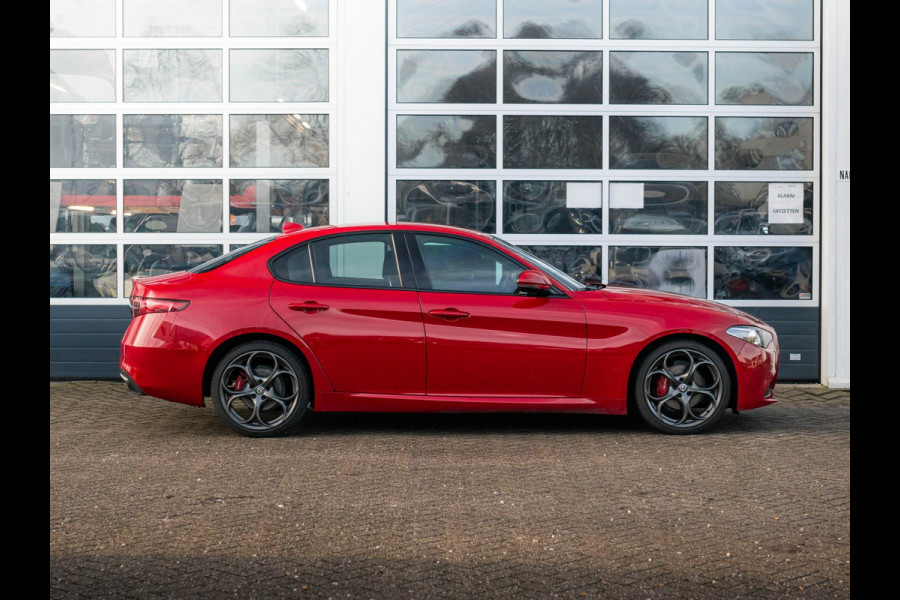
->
[233,374,246,391]
[655,375,669,397]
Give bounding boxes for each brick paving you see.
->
[50,382,850,599]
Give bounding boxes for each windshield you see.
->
[491,237,588,292]
[188,236,277,274]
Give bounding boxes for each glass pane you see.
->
[311,234,400,287]
[231,49,329,102]
[609,181,707,234]
[715,117,813,170]
[124,180,223,233]
[517,245,602,279]
[230,0,329,36]
[124,115,223,168]
[609,246,707,298]
[716,0,813,40]
[714,246,812,300]
[610,0,707,39]
[397,0,496,38]
[396,180,496,232]
[610,52,707,105]
[50,50,116,103]
[609,116,707,169]
[230,180,330,232]
[50,115,116,168]
[397,50,496,103]
[124,0,222,37]
[414,234,523,294]
[503,181,602,234]
[714,181,813,235]
[716,53,814,106]
[50,245,117,298]
[50,180,116,233]
[230,115,329,168]
[504,0,602,39]
[503,51,602,104]
[396,115,496,168]
[124,50,222,102]
[271,245,313,283]
[51,0,115,36]
[504,116,602,169]
[123,244,223,295]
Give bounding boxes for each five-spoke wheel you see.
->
[211,342,309,437]
[633,340,731,434]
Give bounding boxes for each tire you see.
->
[633,340,731,434]
[211,341,310,437]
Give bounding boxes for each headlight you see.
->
[727,325,774,348]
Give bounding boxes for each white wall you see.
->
[822,0,850,388]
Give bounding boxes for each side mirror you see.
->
[516,270,553,296]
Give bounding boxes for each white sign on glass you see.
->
[767,183,804,224]
[609,183,644,209]
[565,182,602,209]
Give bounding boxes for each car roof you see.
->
[277,221,492,242]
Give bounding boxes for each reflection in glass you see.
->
[51,0,115,36]
[397,115,496,168]
[714,182,813,235]
[504,116,602,169]
[124,50,222,102]
[716,0,813,40]
[50,245,117,298]
[397,0,495,38]
[716,53,813,106]
[504,181,602,234]
[504,51,602,104]
[397,50,496,103]
[231,50,328,102]
[609,246,707,298]
[714,246,812,300]
[50,180,117,233]
[230,0,329,36]
[610,0,707,39]
[124,0,222,36]
[230,180,330,232]
[124,180,223,233]
[518,246,603,279]
[124,115,222,168]
[609,182,707,234]
[50,50,116,102]
[715,117,813,170]
[122,245,222,295]
[610,117,707,169]
[230,115,329,168]
[504,0,602,39]
[396,180,496,232]
[50,115,116,168]
[610,52,707,105]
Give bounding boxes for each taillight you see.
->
[130,296,190,318]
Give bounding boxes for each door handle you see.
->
[428,308,470,320]
[289,301,330,313]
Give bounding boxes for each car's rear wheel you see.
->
[211,342,309,437]
[633,340,731,434]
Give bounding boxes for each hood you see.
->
[588,285,757,321]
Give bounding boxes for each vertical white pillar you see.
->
[336,0,387,224]
[822,0,851,388]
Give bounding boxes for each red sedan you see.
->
[120,223,779,436]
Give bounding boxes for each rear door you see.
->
[269,232,426,394]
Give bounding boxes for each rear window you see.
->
[188,236,276,274]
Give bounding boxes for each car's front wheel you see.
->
[633,340,731,434]
[211,341,309,437]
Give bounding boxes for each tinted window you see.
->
[270,244,313,283]
[310,234,402,288]
[414,234,523,294]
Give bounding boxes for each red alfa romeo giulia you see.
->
[120,223,779,437]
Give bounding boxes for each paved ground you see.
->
[50,382,850,599]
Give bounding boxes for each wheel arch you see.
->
[202,332,316,406]
[626,333,739,415]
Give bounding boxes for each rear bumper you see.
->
[119,369,146,395]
